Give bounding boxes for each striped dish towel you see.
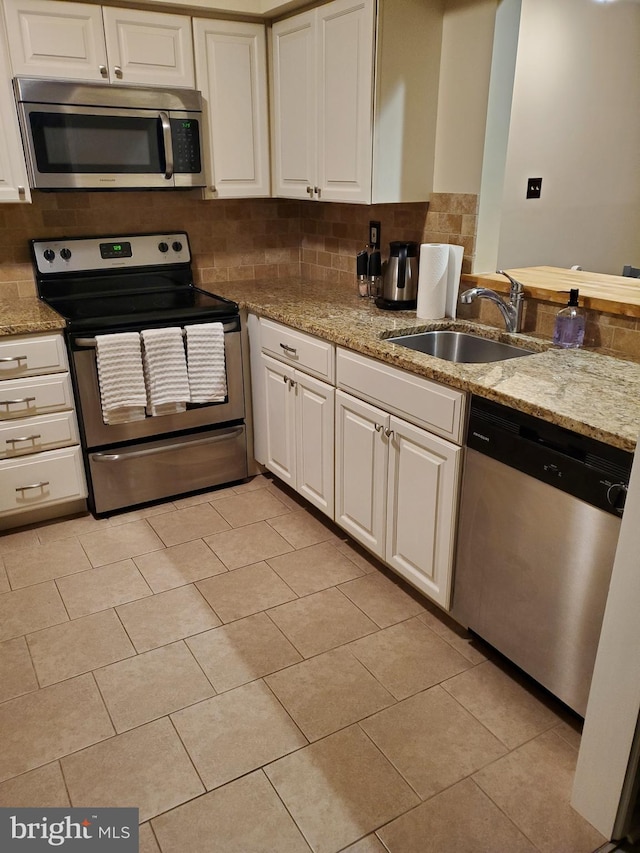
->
[185,323,227,403]
[95,332,147,425]
[141,327,190,416]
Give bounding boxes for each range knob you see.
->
[43,249,55,262]
[60,248,72,261]
[158,242,169,253]
[172,241,183,253]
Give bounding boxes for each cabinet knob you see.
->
[114,66,123,79]
[99,65,108,78]
[314,186,321,198]
[306,186,314,196]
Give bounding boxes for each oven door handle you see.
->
[160,111,173,181]
[91,426,245,461]
[75,322,238,348]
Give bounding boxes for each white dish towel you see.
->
[141,327,190,416]
[95,332,147,425]
[185,322,228,403]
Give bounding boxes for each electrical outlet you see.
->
[526,178,542,199]
[369,220,381,249]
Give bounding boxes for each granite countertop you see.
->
[4,280,640,452]
[0,297,65,336]
[210,278,640,453]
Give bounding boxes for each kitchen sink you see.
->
[385,330,536,363]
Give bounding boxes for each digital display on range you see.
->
[99,241,132,259]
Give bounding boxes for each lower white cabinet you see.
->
[0,446,86,514]
[0,332,86,526]
[335,389,461,609]
[261,353,334,518]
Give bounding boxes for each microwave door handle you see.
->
[159,111,173,180]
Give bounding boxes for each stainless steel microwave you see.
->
[13,77,206,191]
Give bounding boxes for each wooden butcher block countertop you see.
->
[466,267,640,317]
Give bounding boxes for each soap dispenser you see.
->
[553,288,585,349]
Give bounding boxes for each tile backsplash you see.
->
[0,191,478,298]
[3,190,639,362]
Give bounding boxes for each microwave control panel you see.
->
[171,119,201,174]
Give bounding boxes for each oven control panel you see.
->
[32,233,191,275]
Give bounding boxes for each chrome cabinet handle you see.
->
[314,186,321,198]
[6,434,41,445]
[384,428,394,439]
[306,186,313,196]
[16,481,49,492]
[0,355,27,363]
[0,396,36,406]
[114,65,123,79]
[159,111,173,180]
[279,343,297,355]
[374,423,383,432]
[99,65,108,78]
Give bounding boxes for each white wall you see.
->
[495,0,640,275]
[432,0,497,194]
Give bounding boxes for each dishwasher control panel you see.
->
[466,396,632,516]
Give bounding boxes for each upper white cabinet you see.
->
[4,0,195,87]
[271,0,443,204]
[0,0,30,202]
[272,0,374,203]
[193,18,269,198]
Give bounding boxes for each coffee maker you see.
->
[375,241,419,310]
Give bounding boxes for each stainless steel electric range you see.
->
[32,232,248,515]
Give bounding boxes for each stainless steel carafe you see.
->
[377,241,419,309]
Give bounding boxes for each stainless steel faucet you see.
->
[459,270,525,333]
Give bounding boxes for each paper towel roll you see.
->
[446,244,464,319]
[417,244,449,319]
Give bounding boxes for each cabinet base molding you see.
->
[0,497,87,530]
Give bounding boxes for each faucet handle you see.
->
[497,269,524,293]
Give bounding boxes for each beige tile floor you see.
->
[0,473,607,853]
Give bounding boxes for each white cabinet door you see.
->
[194,18,269,198]
[271,0,374,203]
[0,4,30,202]
[296,370,334,517]
[261,354,296,488]
[4,0,108,81]
[316,0,374,203]
[5,0,194,86]
[335,390,387,557]
[271,10,317,200]
[386,415,461,609]
[102,6,194,88]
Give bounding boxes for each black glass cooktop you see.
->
[44,286,238,331]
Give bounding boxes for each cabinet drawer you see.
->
[337,348,466,444]
[0,373,74,420]
[0,411,79,458]
[0,334,68,378]
[260,318,335,382]
[0,446,87,515]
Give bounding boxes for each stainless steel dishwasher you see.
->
[451,395,632,716]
